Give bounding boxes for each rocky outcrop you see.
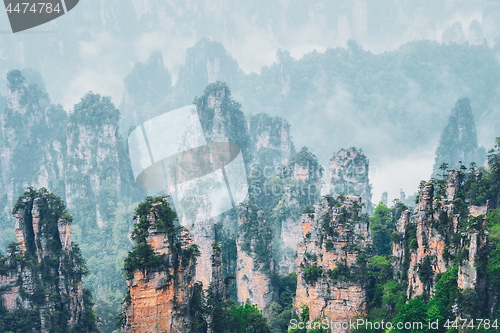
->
[122,199,199,333]
[294,195,371,331]
[171,82,251,289]
[0,71,67,230]
[0,70,143,331]
[247,113,296,173]
[0,71,141,245]
[274,147,323,276]
[175,39,243,105]
[65,93,126,227]
[432,97,485,176]
[236,200,274,310]
[209,242,229,305]
[392,170,488,297]
[328,148,373,213]
[119,51,173,135]
[122,197,230,332]
[0,188,95,332]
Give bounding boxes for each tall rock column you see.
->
[65,93,135,228]
[275,147,323,275]
[328,147,373,213]
[294,195,371,330]
[0,70,67,236]
[119,51,172,135]
[174,82,251,288]
[247,113,296,172]
[122,196,201,333]
[236,199,274,310]
[0,188,97,332]
[432,97,485,176]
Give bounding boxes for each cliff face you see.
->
[0,71,141,243]
[119,51,172,134]
[392,170,488,297]
[0,188,96,332]
[123,237,196,332]
[65,93,126,227]
[122,197,229,332]
[276,147,323,275]
[247,113,296,172]
[170,82,251,289]
[294,195,370,330]
[0,70,142,331]
[122,198,199,333]
[433,97,485,176]
[0,71,67,225]
[328,147,373,213]
[175,39,243,106]
[236,200,274,309]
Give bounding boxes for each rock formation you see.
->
[175,39,243,106]
[392,170,489,297]
[236,199,274,309]
[294,195,371,331]
[274,147,323,276]
[328,148,373,213]
[121,197,200,333]
[119,51,172,134]
[0,188,97,332]
[0,70,142,331]
[0,70,67,228]
[171,82,251,290]
[0,70,141,243]
[247,113,296,173]
[65,93,132,227]
[432,97,485,176]
[121,196,229,333]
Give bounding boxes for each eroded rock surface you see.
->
[294,196,371,332]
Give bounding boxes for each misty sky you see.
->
[1,0,498,204]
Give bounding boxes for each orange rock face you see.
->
[294,196,370,332]
[392,170,488,298]
[236,202,274,310]
[237,244,273,309]
[122,206,200,333]
[125,269,195,333]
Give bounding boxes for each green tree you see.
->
[370,202,394,256]
[212,301,271,333]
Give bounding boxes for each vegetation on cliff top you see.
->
[70,92,120,125]
[123,195,200,280]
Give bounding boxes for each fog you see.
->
[0,0,495,106]
[1,0,499,203]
